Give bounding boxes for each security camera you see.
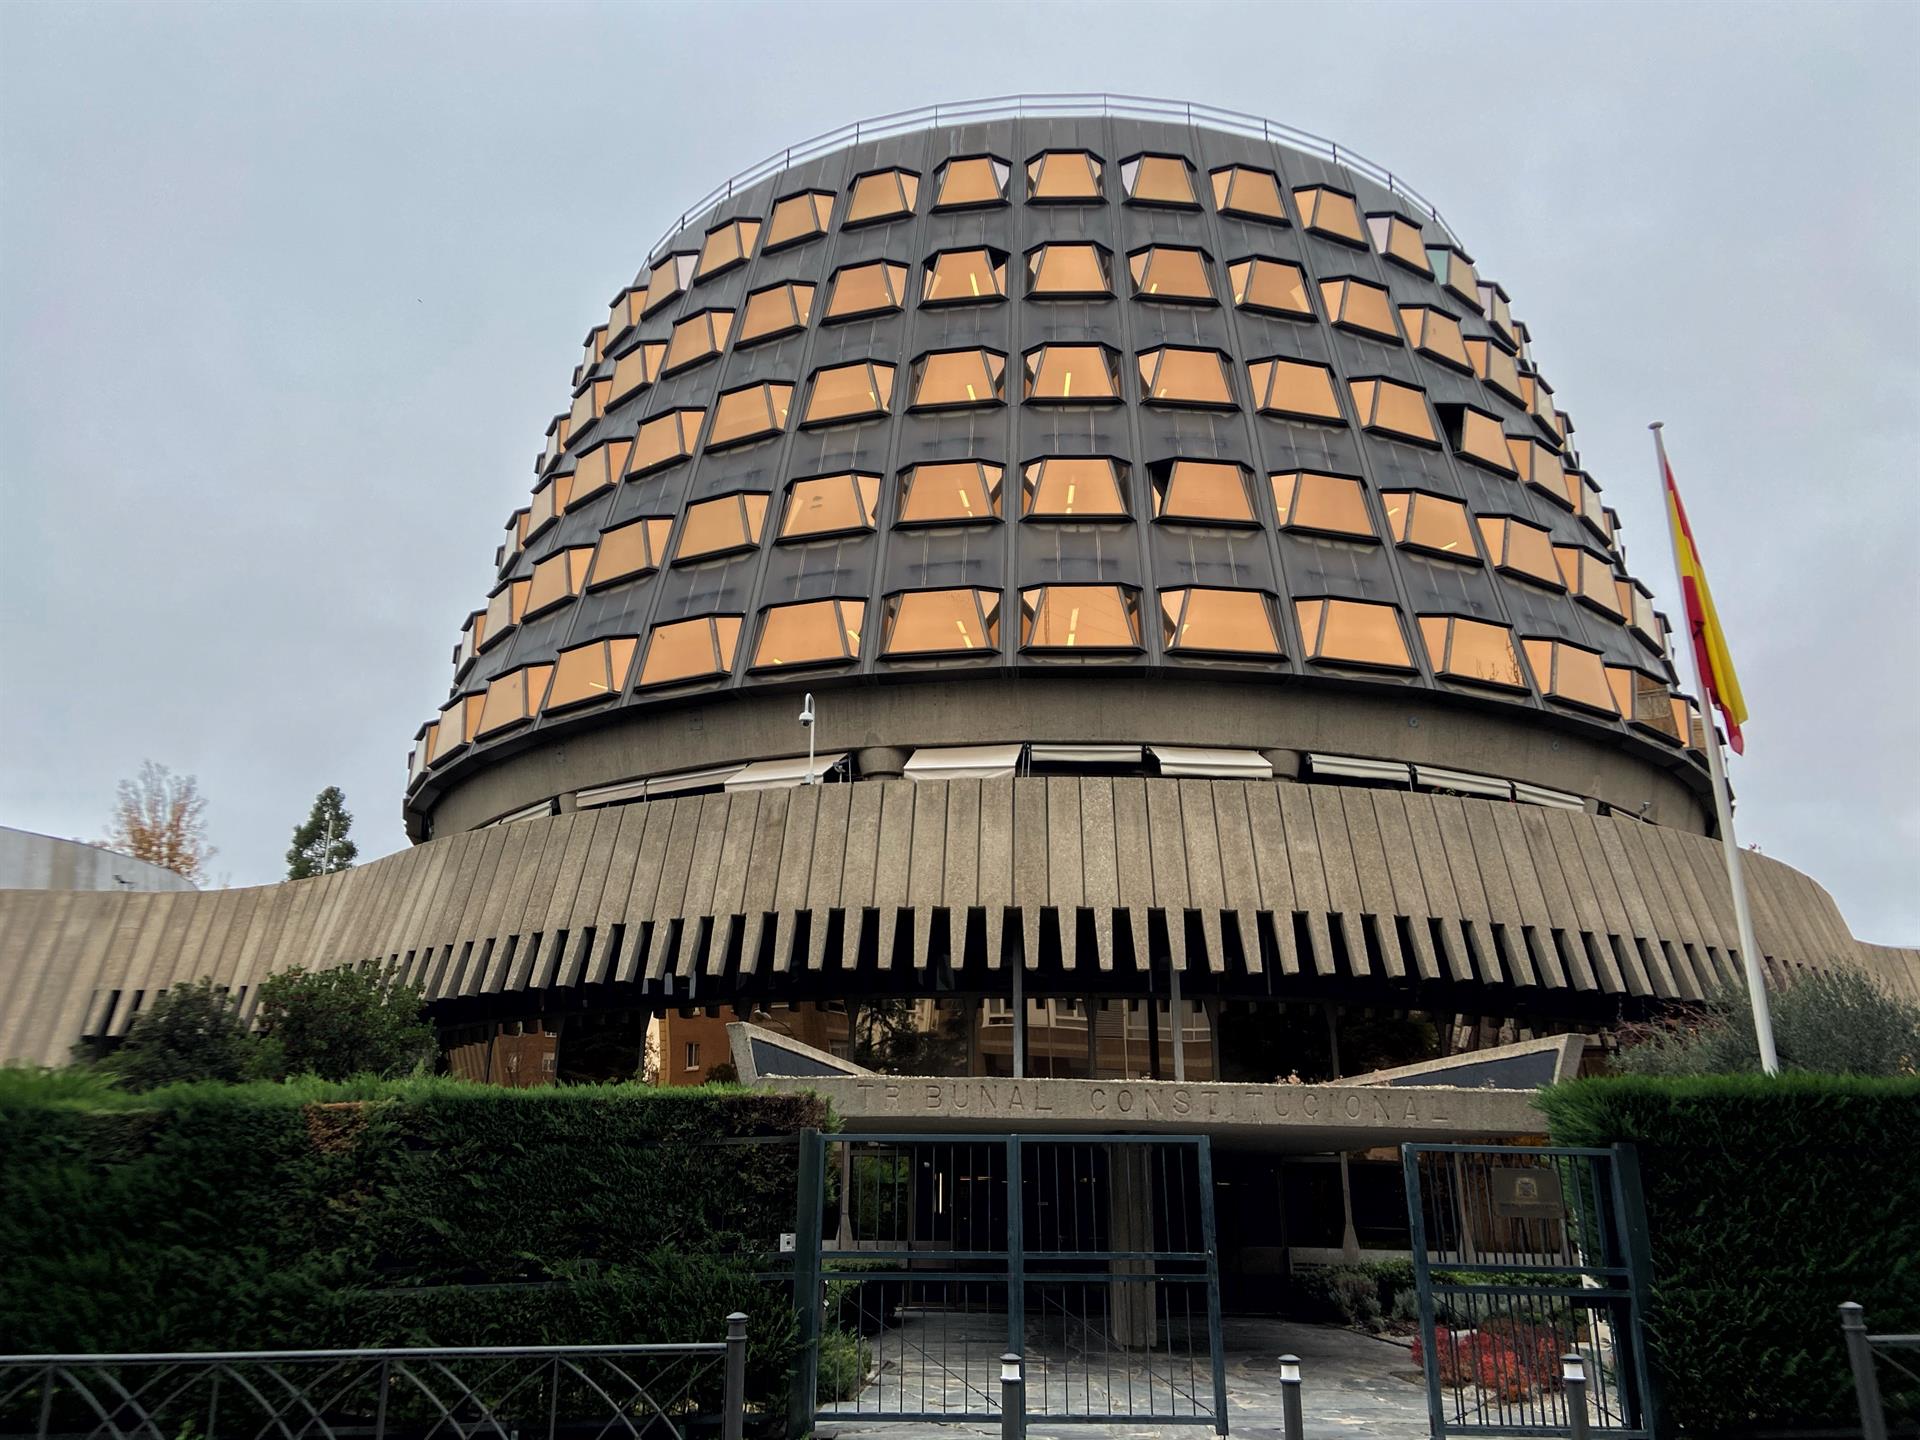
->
[799,693,815,728]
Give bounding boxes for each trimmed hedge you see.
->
[1539,1074,1920,1435]
[0,1071,824,1403]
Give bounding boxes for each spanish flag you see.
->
[1659,435,1748,753]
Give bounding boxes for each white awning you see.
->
[1307,753,1411,784]
[1148,745,1272,780]
[1513,781,1585,811]
[1415,765,1513,800]
[574,777,651,810]
[487,800,556,826]
[905,744,1024,782]
[724,753,849,792]
[1029,743,1144,765]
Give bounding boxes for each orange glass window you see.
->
[736,282,815,346]
[775,473,880,541]
[696,218,761,280]
[1521,373,1563,437]
[568,379,610,435]
[1478,516,1562,588]
[910,349,1006,409]
[764,191,834,251]
[753,599,866,669]
[1210,166,1286,221]
[588,517,673,588]
[935,156,1009,209]
[1153,460,1254,523]
[1137,347,1235,407]
[1296,597,1414,670]
[524,546,594,616]
[429,694,485,762]
[1522,638,1616,714]
[1419,616,1525,690]
[608,286,645,338]
[1160,588,1282,657]
[845,168,919,226]
[1480,284,1516,344]
[1271,471,1374,539]
[1122,154,1196,206]
[706,382,793,450]
[1023,345,1120,402]
[1248,357,1343,421]
[923,249,1007,304]
[476,663,552,738]
[641,253,694,315]
[1228,257,1312,317]
[1400,307,1471,370]
[630,409,705,475]
[1022,457,1128,519]
[480,579,530,648]
[1554,546,1626,617]
[1027,150,1104,201]
[663,309,734,373]
[1128,246,1213,302]
[1020,585,1142,651]
[639,615,742,688]
[569,438,631,509]
[547,637,639,711]
[1429,248,1483,309]
[1350,378,1437,444]
[803,362,895,426]
[1466,339,1524,403]
[898,461,1003,525]
[675,493,770,564]
[1367,213,1431,274]
[1382,491,1478,559]
[1293,186,1366,244]
[1607,666,1682,739]
[825,260,909,320]
[1445,406,1516,474]
[1320,278,1400,340]
[1509,436,1574,508]
[1027,243,1113,296]
[456,610,485,672]
[527,474,573,537]
[882,589,1001,656]
[609,341,665,403]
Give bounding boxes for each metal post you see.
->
[1011,961,1026,1078]
[788,1130,825,1436]
[1563,1353,1591,1440]
[723,1312,748,1440]
[1196,1138,1228,1434]
[371,1359,388,1440]
[1168,958,1186,1081]
[1000,1353,1024,1440]
[1840,1303,1889,1440]
[1278,1354,1303,1440]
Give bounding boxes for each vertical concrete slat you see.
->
[736,789,793,980]
[586,806,649,985]
[1487,807,1568,991]
[1309,786,1371,979]
[906,782,947,972]
[1461,803,1539,990]
[1045,777,1087,971]
[941,778,981,969]
[505,815,578,991]
[1110,777,1152,973]
[840,783,885,969]
[1013,778,1049,972]
[806,784,854,971]
[624,797,691,984]
[1079,777,1120,972]
[658,796,715,980]
[1572,817,1661,996]
[1211,782,1265,977]
[1544,813,1634,994]
[704,793,762,980]
[1613,819,1705,1000]
[771,785,822,974]
[1368,792,1441,982]
[1178,781,1227,975]
[677,792,735,979]
[1426,796,1504,987]
[1244,783,1303,976]
[1276,784,1337,977]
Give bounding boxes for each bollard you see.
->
[723,1312,748,1440]
[1277,1354,1303,1440]
[1562,1353,1590,1440]
[1840,1303,1889,1440]
[1000,1353,1024,1440]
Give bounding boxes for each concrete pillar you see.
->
[856,746,910,780]
[1107,1145,1159,1349]
[1261,748,1303,780]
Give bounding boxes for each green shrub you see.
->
[1540,1073,1920,1433]
[251,967,436,1081]
[97,978,256,1090]
[1613,969,1919,1077]
[816,1327,871,1402]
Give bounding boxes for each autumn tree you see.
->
[286,786,358,879]
[104,761,214,885]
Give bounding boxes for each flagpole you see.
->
[1651,422,1780,1074]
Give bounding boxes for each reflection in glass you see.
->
[1020,585,1142,651]
[1248,357,1343,421]
[1023,345,1120,402]
[675,492,770,563]
[1419,616,1525,690]
[882,589,1001,656]
[753,599,865,669]
[1153,460,1254,522]
[1271,471,1374,539]
[898,461,1004,525]
[639,615,743,688]
[1229,257,1312,317]
[1022,457,1128,519]
[547,637,639,710]
[1160,588,1282,656]
[780,474,881,540]
[1296,597,1414,670]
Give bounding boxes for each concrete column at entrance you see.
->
[1107,1145,1159,1350]
[856,746,910,780]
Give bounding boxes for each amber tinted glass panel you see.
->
[548,637,639,710]
[610,342,665,402]
[883,589,1000,655]
[1155,461,1253,522]
[826,261,908,320]
[1123,154,1196,206]
[477,666,549,737]
[1431,248,1483,307]
[924,249,1006,304]
[1293,187,1365,244]
[899,462,1003,524]
[1321,279,1399,339]
[1128,246,1213,302]
[1556,547,1625,615]
[936,156,1008,208]
[675,493,769,563]
[781,474,881,539]
[697,219,761,279]
[1350,378,1437,443]
[1248,358,1342,420]
[1161,588,1282,656]
[1455,407,1514,472]
[707,383,793,449]
[1022,458,1128,519]
[631,409,704,474]
[804,363,894,425]
[525,546,593,615]
[480,580,528,646]
[911,350,1006,408]
[1028,243,1113,296]
[737,282,815,345]
[1400,307,1471,369]
[1367,214,1431,273]
[663,310,734,373]
[1137,348,1234,407]
[1523,639,1615,714]
[642,254,692,315]
[754,599,865,669]
[765,191,834,250]
[639,616,742,688]
[589,517,672,587]
[1024,345,1119,401]
[1027,151,1104,201]
[1382,492,1477,559]
[1509,437,1573,507]
[1210,166,1286,220]
[1297,597,1413,669]
[570,439,630,507]
[568,380,609,433]
[1271,471,1374,538]
[1419,616,1524,690]
[1477,517,1562,588]
[1229,258,1312,317]
[1467,339,1524,402]
[1481,286,1516,343]
[845,169,918,225]
[1020,586,1141,650]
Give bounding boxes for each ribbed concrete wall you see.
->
[0,780,1911,1067]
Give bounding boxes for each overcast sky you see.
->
[2,0,1915,942]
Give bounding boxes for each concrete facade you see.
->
[0,826,196,894]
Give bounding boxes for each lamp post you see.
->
[1562,1352,1591,1440]
[1278,1354,1303,1440]
[800,693,816,785]
[1000,1352,1023,1440]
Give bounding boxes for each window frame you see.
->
[921,247,1009,306]
[1019,584,1144,653]
[763,190,835,252]
[1418,614,1527,692]
[1120,152,1199,208]
[1020,456,1131,521]
[1150,458,1258,526]
[1381,489,1482,562]
[1159,587,1285,658]
[1025,150,1105,203]
[778,472,882,542]
[896,460,1005,527]
[637,614,744,689]
[705,381,794,451]
[1209,165,1288,222]
[546,636,640,713]
[1270,469,1377,541]
[735,281,815,347]
[843,167,921,228]
[1026,242,1115,299]
[908,348,1008,411]
[880,588,1002,658]
[1228,256,1313,319]
[1247,356,1345,423]
[1348,376,1439,446]
[933,154,1011,211]
[1136,346,1237,409]
[824,259,910,322]
[672,491,771,566]
[1292,185,1367,246]
[801,361,895,428]
[750,598,867,671]
[1127,245,1216,305]
[1022,344,1123,404]
[1294,596,1416,672]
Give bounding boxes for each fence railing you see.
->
[0,1318,747,1440]
[1841,1302,1920,1440]
[642,92,1457,270]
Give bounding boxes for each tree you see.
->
[251,967,435,1081]
[1613,969,1920,1077]
[106,977,254,1090]
[286,786,358,879]
[103,761,215,885]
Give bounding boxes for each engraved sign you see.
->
[1490,1166,1564,1220]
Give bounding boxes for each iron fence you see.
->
[1841,1301,1920,1440]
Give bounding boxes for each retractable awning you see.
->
[724,753,849,791]
[904,743,1024,782]
[1513,781,1585,811]
[1307,753,1411,784]
[1148,745,1272,780]
[1029,743,1145,765]
[1414,765,1513,800]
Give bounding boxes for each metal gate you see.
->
[793,1131,1225,1432]
[1403,1143,1659,1438]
